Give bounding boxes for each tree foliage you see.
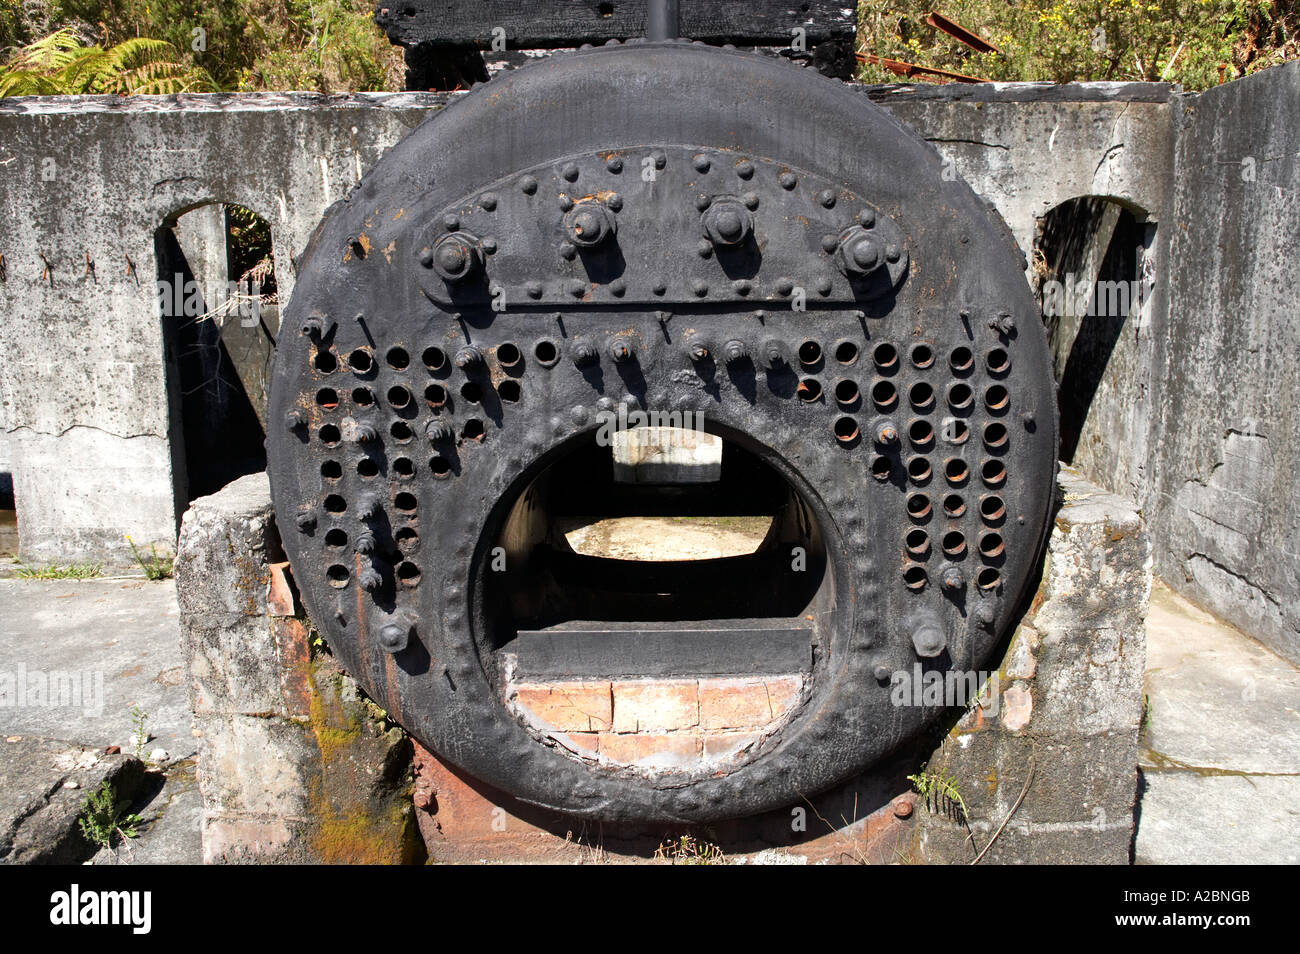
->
[858,1,1299,90]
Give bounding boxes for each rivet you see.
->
[697,240,713,258]
[819,189,836,208]
[526,281,543,298]
[605,156,623,173]
[284,409,305,430]
[454,346,483,369]
[481,236,498,254]
[359,565,383,592]
[561,162,580,182]
[858,209,876,228]
[419,248,435,268]
[779,172,798,190]
[353,423,378,444]
[776,277,794,296]
[722,339,748,364]
[378,623,410,654]
[572,340,597,367]
[296,507,316,532]
[607,192,623,212]
[519,175,538,194]
[816,276,833,296]
[691,279,708,297]
[695,194,712,211]
[609,340,634,363]
[443,214,460,231]
[479,192,498,211]
[892,798,914,820]
[732,279,752,296]
[567,279,586,298]
[885,243,902,263]
[558,195,575,212]
[653,151,667,170]
[872,663,892,682]
[693,155,711,172]
[821,234,839,253]
[559,241,577,260]
[610,279,626,296]
[736,159,754,179]
[652,281,667,296]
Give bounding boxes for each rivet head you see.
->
[561,162,579,182]
[819,189,837,208]
[697,240,713,258]
[354,532,376,555]
[779,171,798,190]
[942,566,966,591]
[691,279,708,298]
[742,191,760,210]
[652,151,667,169]
[378,622,411,654]
[519,175,538,194]
[284,409,305,430]
[609,340,633,363]
[359,565,383,592]
[821,234,840,254]
[736,159,754,179]
[442,213,460,231]
[722,339,748,364]
[761,340,787,370]
[558,194,575,212]
[295,507,316,532]
[481,236,498,254]
[526,280,543,298]
[688,339,710,362]
[858,208,876,228]
[426,420,452,442]
[353,423,378,444]
[816,276,833,296]
[419,248,435,268]
[605,156,623,173]
[479,192,498,211]
[732,279,752,296]
[892,797,914,820]
[693,155,711,172]
[776,277,794,296]
[610,279,626,296]
[875,421,899,445]
[567,278,586,298]
[607,192,623,212]
[572,340,597,367]
[873,663,893,682]
[652,281,667,296]
[695,193,712,212]
[885,243,902,263]
[559,241,577,261]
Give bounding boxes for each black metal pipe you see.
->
[646,0,680,41]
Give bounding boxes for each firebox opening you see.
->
[482,426,833,678]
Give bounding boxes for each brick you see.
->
[514,681,612,732]
[611,680,698,732]
[702,731,760,761]
[599,732,701,768]
[552,732,600,756]
[1000,682,1033,732]
[267,561,300,617]
[699,675,801,730]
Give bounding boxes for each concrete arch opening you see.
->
[156,203,279,512]
[1033,196,1155,466]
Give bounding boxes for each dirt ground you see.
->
[559,515,771,561]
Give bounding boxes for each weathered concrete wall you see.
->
[1150,63,1300,662]
[0,93,447,565]
[175,472,419,863]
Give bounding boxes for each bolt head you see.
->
[839,230,884,277]
[359,566,383,592]
[875,421,899,445]
[892,797,914,819]
[609,341,633,363]
[378,623,411,654]
[354,423,377,444]
[693,155,711,172]
[702,200,753,247]
[942,566,966,591]
[284,409,305,430]
[567,206,609,247]
[455,346,483,369]
[572,341,597,367]
[689,341,710,361]
[430,234,479,282]
[912,622,947,659]
[295,508,316,532]
[722,340,748,364]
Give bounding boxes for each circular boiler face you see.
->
[267,42,1058,823]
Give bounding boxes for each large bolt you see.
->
[354,531,376,555]
[687,337,711,362]
[426,419,453,443]
[571,340,597,367]
[911,620,947,659]
[609,340,634,364]
[875,420,899,446]
[428,233,480,283]
[761,340,787,370]
[837,227,885,277]
[353,423,378,444]
[701,198,753,247]
[941,566,966,592]
[359,564,383,592]
[455,346,483,370]
[722,339,749,365]
[378,622,411,654]
[295,506,316,533]
[564,202,615,248]
[357,495,382,522]
[284,409,306,431]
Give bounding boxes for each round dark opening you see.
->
[871,380,897,410]
[949,346,973,374]
[907,493,931,520]
[798,340,822,368]
[348,349,374,374]
[834,341,859,365]
[357,458,379,478]
[943,494,965,518]
[423,347,447,372]
[387,347,410,370]
[797,378,822,403]
[497,342,522,368]
[873,342,898,371]
[320,460,342,480]
[499,380,522,403]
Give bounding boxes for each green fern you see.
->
[0,30,217,97]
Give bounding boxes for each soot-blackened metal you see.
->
[267,41,1059,823]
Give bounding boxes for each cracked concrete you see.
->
[1134,581,1300,864]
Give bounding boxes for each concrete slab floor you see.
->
[0,577,202,863]
[1135,581,1300,864]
